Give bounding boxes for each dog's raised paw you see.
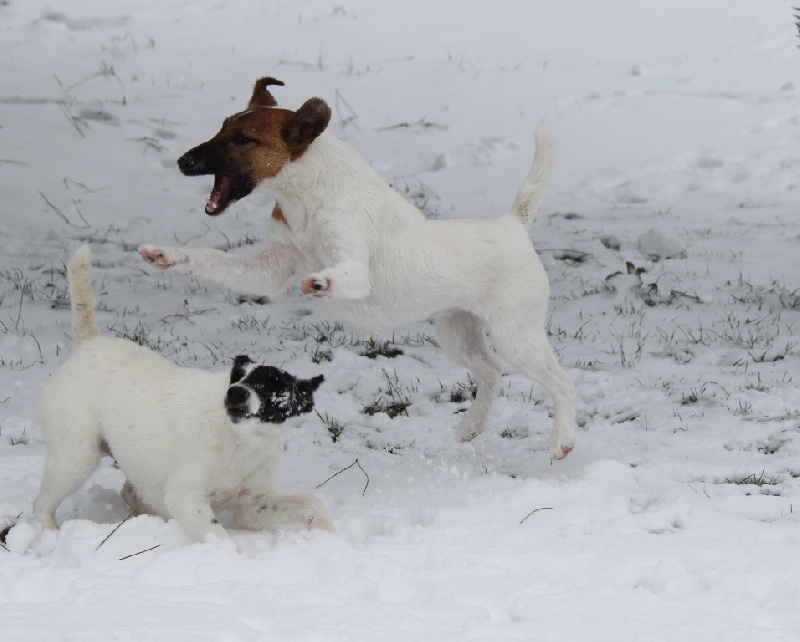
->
[139,246,185,270]
[138,246,172,268]
[300,275,333,298]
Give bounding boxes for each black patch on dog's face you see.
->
[225,355,324,424]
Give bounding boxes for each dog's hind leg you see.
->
[234,493,334,533]
[435,311,503,442]
[489,321,576,459]
[33,441,100,530]
[121,481,157,516]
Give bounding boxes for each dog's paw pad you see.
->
[308,515,336,533]
[549,442,575,460]
[458,430,481,443]
[300,275,333,298]
[139,247,172,268]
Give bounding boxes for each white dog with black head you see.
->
[34,245,333,542]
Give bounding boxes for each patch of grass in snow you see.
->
[108,319,169,353]
[448,377,477,403]
[359,337,403,360]
[397,332,438,348]
[315,411,344,443]
[363,397,412,419]
[500,426,528,439]
[679,382,729,406]
[731,274,800,311]
[362,369,414,419]
[725,471,781,487]
[230,314,275,333]
[309,346,333,364]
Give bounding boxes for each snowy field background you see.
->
[1,1,799,639]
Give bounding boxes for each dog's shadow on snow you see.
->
[58,481,132,526]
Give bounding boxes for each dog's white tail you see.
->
[510,124,557,228]
[69,245,99,345]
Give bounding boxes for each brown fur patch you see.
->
[199,108,298,185]
[99,439,113,457]
[271,204,288,226]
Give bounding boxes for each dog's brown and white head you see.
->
[177,77,332,215]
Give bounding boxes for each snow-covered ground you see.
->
[1,1,799,639]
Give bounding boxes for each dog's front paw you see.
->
[300,274,333,298]
[139,245,190,272]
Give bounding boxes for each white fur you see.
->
[140,125,576,458]
[34,246,333,542]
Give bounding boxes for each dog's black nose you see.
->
[178,147,215,176]
[225,385,250,409]
[177,152,202,175]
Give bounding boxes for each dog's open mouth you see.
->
[206,175,233,216]
[226,408,256,423]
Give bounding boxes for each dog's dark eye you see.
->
[231,133,258,146]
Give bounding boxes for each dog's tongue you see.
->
[205,175,232,215]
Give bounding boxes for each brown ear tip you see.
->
[256,76,285,88]
[306,97,332,117]
[249,77,284,109]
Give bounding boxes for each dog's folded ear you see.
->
[248,77,285,109]
[310,375,324,391]
[281,98,332,150]
[230,355,254,384]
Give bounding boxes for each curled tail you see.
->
[69,245,100,345]
[510,124,557,227]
